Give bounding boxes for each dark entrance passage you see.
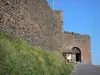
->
[72,47,81,62]
[76,53,81,62]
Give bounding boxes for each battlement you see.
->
[54,10,63,21]
[40,0,49,4]
[63,31,90,39]
[54,10,63,14]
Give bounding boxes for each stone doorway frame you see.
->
[63,47,81,64]
[71,47,81,62]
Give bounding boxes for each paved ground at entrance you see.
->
[71,63,100,75]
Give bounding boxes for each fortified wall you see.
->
[0,0,91,63]
[63,31,91,63]
[0,0,63,51]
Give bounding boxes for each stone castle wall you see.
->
[0,0,91,63]
[0,0,63,51]
[63,31,91,63]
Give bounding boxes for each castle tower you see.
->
[63,32,91,64]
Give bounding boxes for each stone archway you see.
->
[71,47,81,62]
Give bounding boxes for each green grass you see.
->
[0,32,73,75]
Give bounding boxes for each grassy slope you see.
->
[0,32,73,75]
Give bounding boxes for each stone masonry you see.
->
[0,0,91,63]
[63,32,91,63]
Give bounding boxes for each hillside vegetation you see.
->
[0,32,73,75]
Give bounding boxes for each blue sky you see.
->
[47,0,100,65]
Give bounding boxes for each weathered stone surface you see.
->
[63,31,91,63]
[0,0,63,51]
[0,0,91,63]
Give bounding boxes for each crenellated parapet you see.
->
[63,31,90,39]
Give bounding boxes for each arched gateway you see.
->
[63,47,81,63]
[72,47,81,62]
